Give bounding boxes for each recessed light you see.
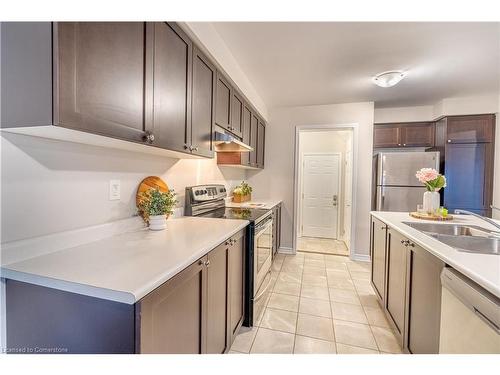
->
[372,71,406,88]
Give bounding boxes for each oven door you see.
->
[253,215,273,294]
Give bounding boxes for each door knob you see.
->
[333,195,338,207]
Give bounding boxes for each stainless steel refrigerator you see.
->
[374,151,440,212]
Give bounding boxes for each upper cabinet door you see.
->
[56,22,152,143]
[215,72,232,131]
[256,119,266,168]
[152,22,192,152]
[191,46,215,158]
[249,113,259,167]
[230,91,244,138]
[446,114,495,143]
[241,104,252,166]
[400,122,435,147]
[373,124,401,148]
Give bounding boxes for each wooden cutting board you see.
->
[136,176,169,220]
[409,212,453,221]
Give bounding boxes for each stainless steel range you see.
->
[185,184,273,326]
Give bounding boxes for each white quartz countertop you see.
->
[225,198,282,210]
[1,217,248,304]
[371,211,500,298]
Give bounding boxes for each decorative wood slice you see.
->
[409,212,454,221]
[136,176,169,220]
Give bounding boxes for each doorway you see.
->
[294,126,356,257]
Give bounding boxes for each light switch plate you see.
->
[109,179,121,200]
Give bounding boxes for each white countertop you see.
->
[1,217,248,304]
[371,211,500,298]
[225,198,282,210]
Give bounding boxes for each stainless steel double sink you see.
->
[402,221,500,255]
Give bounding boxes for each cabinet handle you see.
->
[205,260,211,267]
[398,143,401,146]
[380,226,386,230]
[408,242,415,247]
[198,259,205,266]
[447,139,451,143]
[225,240,230,246]
[403,143,406,146]
[193,146,199,152]
[143,131,155,144]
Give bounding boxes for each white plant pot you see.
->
[423,191,440,214]
[149,214,167,231]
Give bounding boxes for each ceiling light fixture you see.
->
[372,71,406,88]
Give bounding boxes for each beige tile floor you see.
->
[229,251,402,354]
[297,236,349,256]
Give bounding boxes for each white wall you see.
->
[374,105,434,123]
[180,22,268,121]
[0,133,246,243]
[247,102,374,259]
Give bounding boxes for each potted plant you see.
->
[232,181,253,203]
[415,168,446,214]
[138,188,178,230]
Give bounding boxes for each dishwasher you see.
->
[439,267,500,353]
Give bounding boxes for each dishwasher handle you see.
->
[441,268,500,334]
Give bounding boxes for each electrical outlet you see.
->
[109,179,121,201]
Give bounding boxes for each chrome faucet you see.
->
[454,209,500,232]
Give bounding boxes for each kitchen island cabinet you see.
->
[4,221,247,354]
[369,212,495,354]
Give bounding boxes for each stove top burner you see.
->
[198,207,270,223]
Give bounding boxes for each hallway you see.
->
[229,251,401,354]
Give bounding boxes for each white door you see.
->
[301,154,340,239]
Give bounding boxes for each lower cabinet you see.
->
[138,255,207,354]
[137,229,245,354]
[385,228,408,342]
[404,242,444,354]
[370,216,387,302]
[370,215,445,354]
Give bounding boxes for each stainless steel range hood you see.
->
[214,128,253,152]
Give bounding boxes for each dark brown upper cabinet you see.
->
[152,22,192,153]
[230,91,244,138]
[249,113,259,167]
[191,46,216,158]
[400,122,434,147]
[241,104,252,166]
[373,122,435,148]
[56,22,152,143]
[445,114,495,144]
[256,119,266,168]
[215,72,232,132]
[373,124,400,148]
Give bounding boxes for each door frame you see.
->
[293,124,359,259]
[299,152,342,240]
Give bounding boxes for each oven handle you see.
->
[254,270,272,302]
[255,217,273,235]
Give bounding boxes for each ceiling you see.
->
[211,22,500,109]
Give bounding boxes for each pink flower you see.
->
[415,168,439,183]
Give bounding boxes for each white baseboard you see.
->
[351,253,371,262]
[278,246,294,254]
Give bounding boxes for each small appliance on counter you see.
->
[373,151,439,212]
[185,184,273,327]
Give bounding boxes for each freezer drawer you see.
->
[376,186,427,212]
[377,152,439,186]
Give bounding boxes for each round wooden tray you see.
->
[136,176,169,221]
[409,212,453,221]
